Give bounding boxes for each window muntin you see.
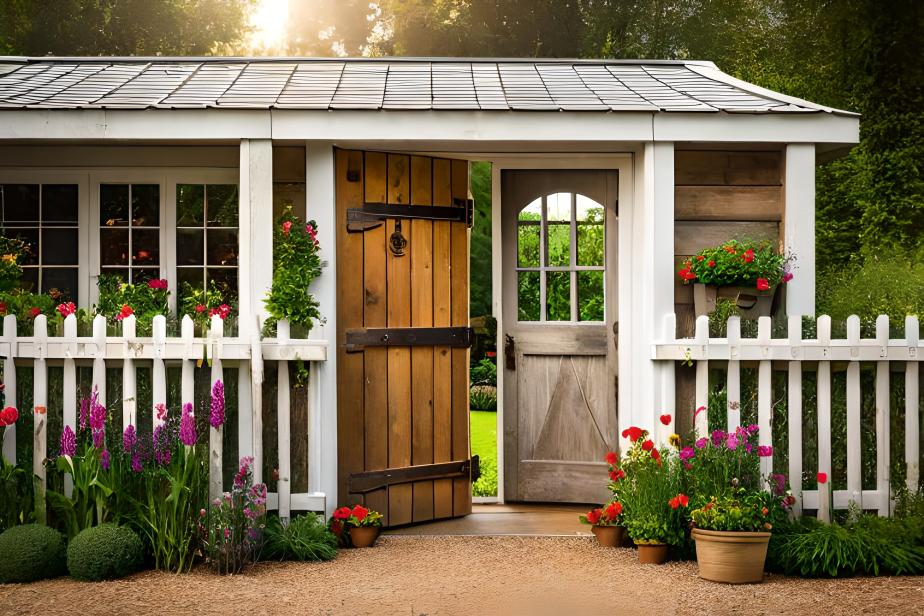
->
[516,192,605,323]
[0,183,79,299]
[99,183,161,283]
[175,184,239,302]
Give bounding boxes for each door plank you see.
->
[410,155,435,522]
[362,151,389,523]
[450,158,471,516]
[432,158,454,518]
[386,153,413,526]
[335,149,366,505]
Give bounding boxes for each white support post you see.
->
[238,138,274,338]
[817,315,832,522]
[152,315,167,427]
[784,143,815,316]
[209,315,224,500]
[846,315,861,509]
[757,316,773,481]
[180,315,195,413]
[660,313,676,444]
[874,315,890,516]
[121,315,137,430]
[63,314,78,497]
[727,316,741,431]
[33,315,48,524]
[2,315,17,464]
[787,314,803,517]
[906,316,920,493]
[91,315,107,406]
[693,315,710,437]
[250,318,264,485]
[306,140,337,515]
[277,319,291,521]
[238,360,253,460]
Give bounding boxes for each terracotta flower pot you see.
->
[591,525,625,548]
[692,528,771,584]
[637,543,669,564]
[349,526,381,548]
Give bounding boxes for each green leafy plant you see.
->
[690,489,786,532]
[0,405,32,531]
[0,235,26,292]
[580,500,623,527]
[66,523,144,581]
[0,523,67,583]
[263,513,338,562]
[0,289,56,326]
[471,357,497,386]
[95,274,169,325]
[472,455,498,497]
[264,205,323,333]
[469,385,497,411]
[678,239,793,291]
[178,281,234,335]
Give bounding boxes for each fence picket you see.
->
[250,322,264,485]
[2,315,17,464]
[907,316,920,493]
[787,315,803,516]
[846,316,862,509]
[209,315,224,500]
[63,314,78,497]
[121,315,137,430]
[726,316,741,431]
[874,316,891,515]
[660,314,676,444]
[817,315,832,522]
[694,315,709,436]
[32,315,48,524]
[276,319,291,521]
[152,315,167,428]
[180,316,195,413]
[91,315,107,406]
[757,316,772,481]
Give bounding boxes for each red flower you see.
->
[696,255,705,261]
[651,448,661,464]
[604,451,618,466]
[282,221,292,235]
[659,414,672,426]
[782,272,794,283]
[669,496,679,509]
[333,506,352,521]
[585,508,602,525]
[742,249,755,263]
[756,278,770,291]
[57,302,76,318]
[605,501,623,520]
[195,304,206,313]
[724,245,736,254]
[707,260,716,268]
[621,426,643,442]
[28,307,41,319]
[115,304,133,321]
[147,278,168,290]
[641,439,654,452]
[817,472,828,485]
[678,494,689,507]
[330,520,343,535]
[486,351,497,358]
[351,504,369,522]
[0,302,6,314]
[677,268,697,281]
[0,406,18,426]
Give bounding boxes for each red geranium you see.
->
[585,508,602,525]
[0,406,18,426]
[696,255,705,261]
[609,469,625,482]
[56,302,76,318]
[147,278,168,290]
[333,506,352,521]
[641,439,654,452]
[659,414,672,426]
[115,304,134,321]
[195,304,206,313]
[351,504,369,522]
[651,448,661,465]
[668,493,689,509]
[621,426,643,442]
[756,278,770,291]
[742,249,755,263]
[0,302,6,314]
[707,260,716,268]
[282,221,292,235]
[604,451,618,466]
[605,501,623,520]
[677,267,697,282]
[817,472,828,484]
[28,307,41,318]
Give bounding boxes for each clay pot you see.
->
[692,528,771,584]
[591,525,625,548]
[637,543,669,564]
[349,526,381,548]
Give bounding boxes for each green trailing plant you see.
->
[66,523,144,581]
[468,385,497,411]
[0,523,67,583]
[95,274,169,325]
[678,239,793,291]
[264,205,323,333]
[263,513,338,562]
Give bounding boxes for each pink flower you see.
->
[282,221,292,235]
[179,402,197,446]
[757,445,773,457]
[695,437,708,449]
[57,302,76,318]
[59,425,76,457]
[100,449,110,471]
[195,304,206,314]
[756,278,770,291]
[210,380,225,428]
[123,424,137,453]
[147,278,168,290]
[679,446,695,462]
[725,434,738,451]
[782,271,794,283]
[155,403,168,422]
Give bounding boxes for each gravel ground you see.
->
[2,536,922,616]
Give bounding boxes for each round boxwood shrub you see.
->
[67,524,144,581]
[0,523,68,583]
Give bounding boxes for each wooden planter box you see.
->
[692,283,777,320]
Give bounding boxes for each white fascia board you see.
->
[654,112,859,145]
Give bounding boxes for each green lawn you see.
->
[470,410,498,497]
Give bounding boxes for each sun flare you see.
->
[249,0,290,52]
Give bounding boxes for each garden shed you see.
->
[0,57,861,526]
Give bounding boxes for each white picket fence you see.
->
[0,313,327,520]
[653,313,921,521]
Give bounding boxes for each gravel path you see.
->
[2,536,922,616]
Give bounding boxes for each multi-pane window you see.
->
[175,184,239,300]
[517,192,605,322]
[99,184,160,283]
[0,183,79,299]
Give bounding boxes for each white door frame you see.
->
[488,154,636,503]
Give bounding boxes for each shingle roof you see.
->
[0,57,856,115]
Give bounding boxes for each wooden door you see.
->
[336,149,472,527]
[502,170,619,504]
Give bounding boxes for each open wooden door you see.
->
[336,149,472,527]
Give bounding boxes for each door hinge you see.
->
[345,326,474,352]
[348,458,474,493]
[347,199,474,232]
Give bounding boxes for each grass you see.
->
[470,410,498,497]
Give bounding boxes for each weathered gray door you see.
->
[501,170,618,503]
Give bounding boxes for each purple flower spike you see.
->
[131,451,143,473]
[59,425,76,457]
[78,396,90,430]
[210,380,225,429]
[123,424,137,453]
[179,402,197,446]
[92,428,105,449]
[100,449,110,471]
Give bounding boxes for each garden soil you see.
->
[1,536,921,615]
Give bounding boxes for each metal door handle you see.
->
[504,334,516,371]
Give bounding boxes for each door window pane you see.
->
[517,198,541,268]
[2,184,39,225]
[176,184,238,302]
[176,184,204,226]
[546,271,570,321]
[99,184,160,284]
[576,194,604,267]
[578,271,605,321]
[517,271,540,321]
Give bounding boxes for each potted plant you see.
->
[677,239,793,319]
[617,427,686,564]
[345,504,383,548]
[580,500,624,547]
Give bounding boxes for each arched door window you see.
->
[517,192,605,322]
